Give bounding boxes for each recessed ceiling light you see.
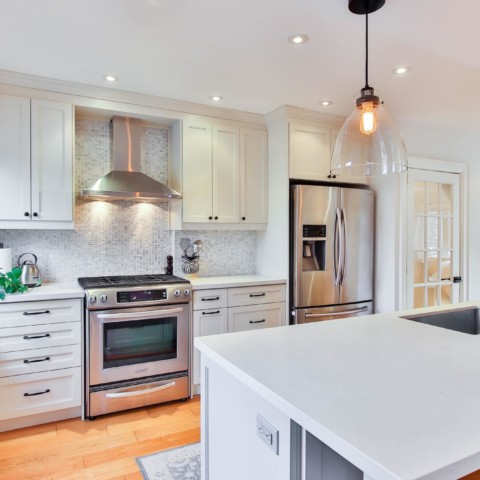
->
[103,74,118,82]
[320,100,333,107]
[210,95,223,102]
[392,66,410,75]
[288,34,309,45]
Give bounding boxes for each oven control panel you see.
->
[85,283,192,309]
[117,289,167,303]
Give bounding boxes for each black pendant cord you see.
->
[365,13,369,88]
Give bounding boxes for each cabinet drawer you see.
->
[0,367,81,420]
[228,302,286,333]
[228,284,286,307]
[0,299,82,328]
[193,289,228,310]
[0,344,81,378]
[0,322,81,353]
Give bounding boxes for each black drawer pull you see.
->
[249,293,266,298]
[23,333,51,340]
[24,357,50,364]
[24,389,50,397]
[23,310,50,316]
[201,297,220,301]
[249,319,266,324]
[202,310,221,315]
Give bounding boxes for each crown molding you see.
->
[0,69,266,126]
[265,105,345,127]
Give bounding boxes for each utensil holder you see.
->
[181,255,199,275]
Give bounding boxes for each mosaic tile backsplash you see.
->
[0,118,257,282]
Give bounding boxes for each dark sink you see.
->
[401,307,480,335]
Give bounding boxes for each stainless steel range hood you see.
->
[81,116,182,202]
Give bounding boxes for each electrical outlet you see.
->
[256,414,279,455]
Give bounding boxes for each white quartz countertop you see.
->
[1,282,84,303]
[190,275,286,290]
[196,302,480,480]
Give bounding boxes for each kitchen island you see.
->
[195,303,480,480]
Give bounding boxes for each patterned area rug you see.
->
[136,443,201,480]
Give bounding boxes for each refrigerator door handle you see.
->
[334,208,342,286]
[340,208,347,285]
[304,306,368,318]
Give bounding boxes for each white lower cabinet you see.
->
[193,282,286,389]
[0,297,82,430]
[193,308,228,386]
[0,368,82,421]
[228,302,285,333]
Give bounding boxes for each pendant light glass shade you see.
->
[331,99,408,177]
[331,4,408,178]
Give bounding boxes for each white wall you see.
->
[371,117,480,310]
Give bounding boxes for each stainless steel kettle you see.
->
[18,253,41,287]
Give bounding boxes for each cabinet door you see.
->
[0,95,31,220]
[212,125,240,223]
[240,128,268,224]
[31,100,73,222]
[193,308,227,385]
[182,122,213,222]
[289,122,331,180]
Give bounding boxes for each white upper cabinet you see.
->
[240,128,268,224]
[212,125,240,223]
[31,100,73,223]
[179,119,267,228]
[182,122,213,222]
[0,96,31,221]
[183,121,239,223]
[289,122,331,180]
[0,95,74,229]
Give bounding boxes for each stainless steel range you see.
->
[78,274,192,419]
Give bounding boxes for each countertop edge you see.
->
[190,275,287,290]
[1,282,84,303]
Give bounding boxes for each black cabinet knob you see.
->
[242,217,246,221]
[208,216,213,220]
[24,212,30,217]
[32,212,38,217]
[327,174,332,179]
[214,216,218,220]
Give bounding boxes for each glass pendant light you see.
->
[331,1,407,177]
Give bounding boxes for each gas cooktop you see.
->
[77,274,189,289]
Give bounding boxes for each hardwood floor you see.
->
[2,395,480,480]
[0,396,200,480]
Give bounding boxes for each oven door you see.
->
[89,303,189,386]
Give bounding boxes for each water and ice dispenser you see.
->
[302,225,326,271]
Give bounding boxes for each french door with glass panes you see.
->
[406,169,461,308]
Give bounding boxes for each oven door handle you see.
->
[105,381,176,398]
[97,308,184,320]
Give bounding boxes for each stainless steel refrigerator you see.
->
[290,183,374,324]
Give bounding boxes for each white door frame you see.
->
[399,156,468,308]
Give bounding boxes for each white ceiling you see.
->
[2,0,480,133]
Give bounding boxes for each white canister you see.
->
[0,247,12,275]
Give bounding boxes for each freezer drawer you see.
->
[292,302,373,324]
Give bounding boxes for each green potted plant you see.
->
[0,267,28,300]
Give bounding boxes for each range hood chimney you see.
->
[81,116,182,202]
